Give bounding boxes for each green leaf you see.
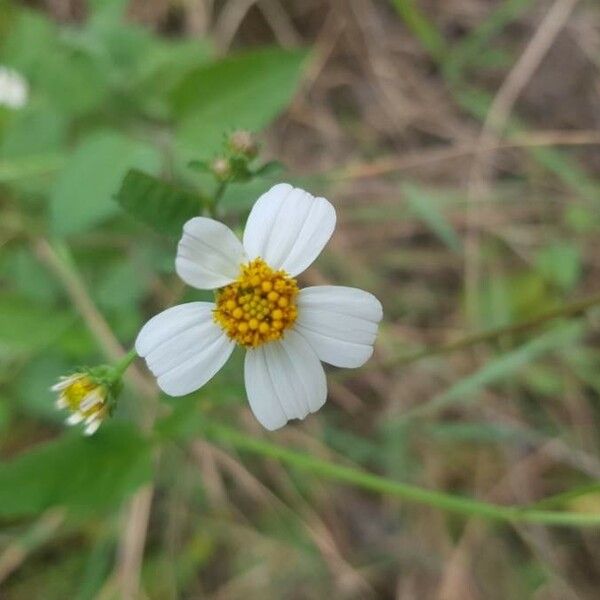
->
[402,322,583,420]
[0,9,57,75]
[402,182,462,252]
[95,260,148,311]
[37,48,110,117]
[425,422,528,444]
[173,47,307,156]
[442,0,533,82]
[50,131,161,235]
[536,242,581,292]
[188,159,212,174]
[0,248,61,304]
[0,424,153,518]
[115,169,205,236]
[132,37,212,118]
[390,0,447,61]
[0,102,68,194]
[1,103,67,160]
[478,273,512,329]
[14,355,72,422]
[0,295,75,353]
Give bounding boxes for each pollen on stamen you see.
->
[214,258,299,348]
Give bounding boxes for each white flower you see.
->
[52,373,109,435]
[136,183,383,430]
[0,66,28,110]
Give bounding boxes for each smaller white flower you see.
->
[0,66,28,110]
[52,373,109,435]
[136,183,383,430]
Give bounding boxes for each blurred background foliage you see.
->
[1,0,600,598]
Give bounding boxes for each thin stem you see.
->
[207,181,228,217]
[114,348,138,379]
[202,421,600,527]
[387,290,600,367]
[32,237,156,399]
[33,237,159,599]
[527,482,600,510]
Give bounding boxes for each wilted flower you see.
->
[0,66,28,109]
[52,373,109,435]
[136,183,383,430]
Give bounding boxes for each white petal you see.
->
[51,374,81,392]
[243,183,336,276]
[84,413,97,425]
[66,413,84,425]
[295,286,383,368]
[176,217,247,289]
[80,390,104,412]
[55,396,67,409]
[84,420,101,436]
[244,330,327,430]
[136,302,235,397]
[136,302,213,356]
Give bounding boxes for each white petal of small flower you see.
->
[84,419,101,436]
[51,374,81,392]
[66,412,84,425]
[55,395,68,409]
[176,217,247,289]
[243,183,336,276]
[295,286,383,368]
[244,329,327,431]
[80,390,104,412]
[136,302,235,397]
[84,412,99,425]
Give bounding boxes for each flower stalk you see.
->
[201,419,600,528]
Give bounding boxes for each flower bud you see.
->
[211,157,232,182]
[228,130,258,159]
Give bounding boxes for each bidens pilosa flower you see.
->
[52,373,109,435]
[136,183,383,430]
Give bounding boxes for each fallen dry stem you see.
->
[465,0,581,322]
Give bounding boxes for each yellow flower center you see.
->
[64,376,106,418]
[214,258,299,348]
[64,377,96,410]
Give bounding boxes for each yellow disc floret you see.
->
[63,376,97,411]
[54,374,109,426]
[214,258,299,348]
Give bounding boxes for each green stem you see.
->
[527,482,600,510]
[202,421,600,527]
[208,181,228,217]
[391,0,447,61]
[387,291,600,367]
[114,348,138,379]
